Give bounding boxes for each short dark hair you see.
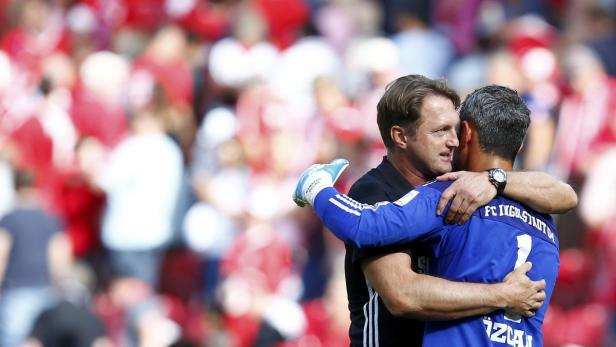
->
[377,75,460,148]
[459,85,530,162]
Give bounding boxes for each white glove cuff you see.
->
[302,170,333,205]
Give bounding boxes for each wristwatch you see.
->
[488,168,507,195]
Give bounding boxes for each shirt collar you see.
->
[376,156,415,191]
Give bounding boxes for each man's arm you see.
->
[505,171,577,213]
[436,171,578,223]
[362,253,545,320]
[47,232,73,285]
[0,228,12,287]
[313,187,443,248]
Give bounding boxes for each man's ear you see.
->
[390,125,408,149]
[459,121,472,149]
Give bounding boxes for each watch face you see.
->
[493,170,506,182]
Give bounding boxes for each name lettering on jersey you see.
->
[483,317,533,347]
[484,204,555,243]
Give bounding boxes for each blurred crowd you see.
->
[0,0,615,346]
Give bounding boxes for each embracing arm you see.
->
[362,253,545,320]
[504,171,577,214]
[436,171,578,223]
[313,187,443,248]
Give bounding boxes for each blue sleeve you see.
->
[313,186,445,248]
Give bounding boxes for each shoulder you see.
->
[0,213,10,225]
[487,196,559,247]
[349,169,382,192]
[420,180,454,194]
[0,210,20,227]
[348,169,389,203]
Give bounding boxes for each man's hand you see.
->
[293,158,349,207]
[499,262,546,318]
[436,171,497,223]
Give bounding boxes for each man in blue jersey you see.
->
[294,85,560,346]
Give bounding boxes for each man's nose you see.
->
[447,131,459,148]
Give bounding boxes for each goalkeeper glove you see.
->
[293,158,349,207]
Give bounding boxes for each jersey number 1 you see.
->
[505,234,532,322]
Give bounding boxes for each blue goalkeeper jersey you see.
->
[313,180,560,347]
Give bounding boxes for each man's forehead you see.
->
[417,107,460,127]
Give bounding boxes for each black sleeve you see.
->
[347,179,412,265]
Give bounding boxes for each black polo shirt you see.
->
[345,156,429,347]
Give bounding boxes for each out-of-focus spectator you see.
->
[71,51,129,148]
[133,25,193,107]
[0,170,72,347]
[495,15,561,171]
[23,263,111,347]
[584,6,616,77]
[579,148,616,310]
[38,53,78,170]
[1,0,70,77]
[218,219,306,346]
[313,2,363,53]
[96,277,180,347]
[82,107,183,287]
[291,255,350,347]
[52,147,105,258]
[486,49,556,171]
[580,147,616,232]
[551,44,616,180]
[252,0,309,49]
[433,0,482,54]
[168,0,229,41]
[183,201,237,305]
[268,38,342,121]
[79,101,186,346]
[313,76,359,141]
[391,5,454,78]
[149,84,196,161]
[192,135,250,218]
[542,302,610,347]
[191,105,239,177]
[24,300,110,347]
[208,5,278,90]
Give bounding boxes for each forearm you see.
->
[363,253,508,322]
[389,273,507,321]
[504,171,577,214]
[48,233,73,284]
